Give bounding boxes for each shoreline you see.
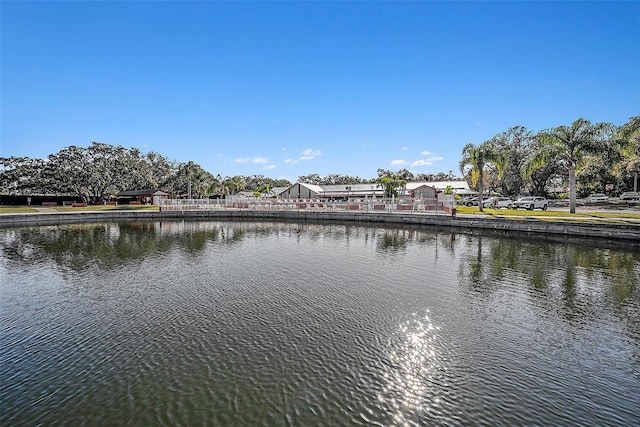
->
[1,209,639,244]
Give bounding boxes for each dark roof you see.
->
[116,189,170,197]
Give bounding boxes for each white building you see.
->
[276,181,472,200]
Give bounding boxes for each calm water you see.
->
[1,220,639,426]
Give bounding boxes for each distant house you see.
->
[320,184,384,199]
[116,189,169,205]
[404,183,437,199]
[278,183,325,199]
[407,181,474,196]
[234,191,259,199]
[267,187,289,198]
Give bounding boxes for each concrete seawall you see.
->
[1,210,639,242]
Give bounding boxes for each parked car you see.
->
[482,197,513,209]
[460,197,479,207]
[620,191,640,200]
[513,196,549,210]
[586,193,609,203]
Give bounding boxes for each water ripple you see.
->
[1,222,638,426]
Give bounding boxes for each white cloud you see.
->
[391,159,409,166]
[411,156,444,168]
[301,148,322,157]
[411,159,433,167]
[287,148,323,163]
[388,151,444,169]
[236,156,268,164]
[401,146,408,151]
[264,164,276,170]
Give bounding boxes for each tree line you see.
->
[0,142,462,204]
[0,142,292,203]
[1,116,637,208]
[458,116,639,213]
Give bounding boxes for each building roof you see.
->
[116,189,170,197]
[321,184,381,192]
[276,183,325,196]
[405,181,470,191]
[268,187,288,197]
[299,183,325,194]
[234,191,257,198]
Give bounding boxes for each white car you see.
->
[513,196,549,210]
[586,193,609,203]
[619,192,639,200]
[460,197,479,207]
[482,197,513,209]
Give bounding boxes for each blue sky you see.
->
[2,1,639,182]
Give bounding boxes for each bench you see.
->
[72,203,88,207]
[42,202,58,207]
[104,201,117,206]
[63,201,75,206]
[129,201,141,205]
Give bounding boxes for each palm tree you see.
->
[617,116,640,192]
[376,171,407,199]
[222,175,246,196]
[533,118,610,214]
[459,142,505,212]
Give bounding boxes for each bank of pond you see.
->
[0,209,639,245]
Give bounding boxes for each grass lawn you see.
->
[54,205,159,212]
[456,206,640,221]
[0,206,39,213]
[0,205,159,213]
[4,204,639,224]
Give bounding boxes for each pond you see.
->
[1,220,639,426]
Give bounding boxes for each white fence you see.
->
[160,197,456,216]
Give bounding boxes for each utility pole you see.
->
[188,169,192,199]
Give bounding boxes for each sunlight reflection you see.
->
[379,311,443,425]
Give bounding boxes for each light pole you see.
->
[188,169,192,200]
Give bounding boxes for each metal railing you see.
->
[160,197,456,216]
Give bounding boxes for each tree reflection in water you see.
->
[1,220,638,423]
[457,233,640,368]
[0,222,226,272]
[377,230,408,253]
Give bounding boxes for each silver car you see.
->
[620,191,639,200]
[586,193,609,203]
[460,197,479,207]
[482,197,513,209]
[513,196,548,210]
